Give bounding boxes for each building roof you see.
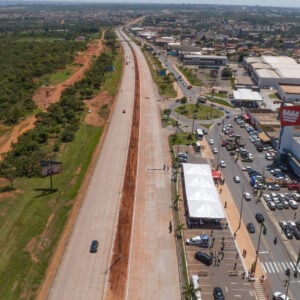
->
[182,163,225,219]
[233,88,263,101]
[255,68,280,79]
[279,84,300,94]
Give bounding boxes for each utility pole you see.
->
[253,222,264,276]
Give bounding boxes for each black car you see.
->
[90,240,99,253]
[195,251,213,266]
[247,223,255,233]
[255,213,265,223]
[283,228,293,240]
[293,229,300,240]
[213,287,225,300]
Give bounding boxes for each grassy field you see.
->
[210,97,233,107]
[169,132,197,146]
[175,103,224,120]
[178,66,203,86]
[0,124,103,299]
[45,66,75,84]
[0,39,122,299]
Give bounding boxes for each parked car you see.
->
[90,240,99,253]
[213,287,225,300]
[279,221,288,230]
[283,227,293,239]
[267,201,276,211]
[255,213,264,223]
[293,229,300,240]
[263,194,272,202]
[289,199,298,209]
[209,139,214,145]
[268,184,280,191]
[195,251,213,266]
[186,234,209,248]
[247,223,255,233]
[233,176,241,183]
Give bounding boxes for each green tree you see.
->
[221,67,232,78]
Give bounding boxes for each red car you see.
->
[122,109,126,113]
[187,85,192,89]
[288,183,300,190]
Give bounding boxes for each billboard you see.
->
[40,160,62,177]
[279,106,300,127]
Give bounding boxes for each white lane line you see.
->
[261,263,266,273]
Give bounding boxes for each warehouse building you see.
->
[243,56,300,89]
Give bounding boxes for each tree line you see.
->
[0,29,117,184]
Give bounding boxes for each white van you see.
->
[191,275,202,300]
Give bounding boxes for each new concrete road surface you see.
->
[125,42,180,298]
[48,36,135,299]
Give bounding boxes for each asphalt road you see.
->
[207,117,300,299]
[48,34,135,299]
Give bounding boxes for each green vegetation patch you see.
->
[169,132,196,146]
[42,66,76,85]
[143,47,177,98]
[175,103,223,120]
[178,66,203,86]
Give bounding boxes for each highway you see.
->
[48,33,135,299]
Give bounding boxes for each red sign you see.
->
[279,106,300,126]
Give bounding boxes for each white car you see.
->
[289,199,298,209]
[213,147,218,154]
[233,176,241,183]
[272,291,291,300]
[219,160,226,168]
[243,192,251,201]
[209,139,214,145]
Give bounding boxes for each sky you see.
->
[23,0,300,8]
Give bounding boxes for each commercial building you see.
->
[231,88,263,107]
[278,84,300,103]
[182,163,225,228]
[243,56,300,89]
[179,52,227,68]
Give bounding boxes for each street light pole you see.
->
[285,269,291,300]
[238,184,245,230]
[252,221,264,276]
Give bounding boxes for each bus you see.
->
[196,128,204,140]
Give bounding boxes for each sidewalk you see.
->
[218,180,265,280]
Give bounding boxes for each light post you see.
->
[284,268,291,300]
[252,221,264,276]
[238,184,245,230]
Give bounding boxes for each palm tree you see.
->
[175,223,185,239]
[172,194,182,210]
[182,282,201,300]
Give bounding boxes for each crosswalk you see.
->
[254,281,266,300]
[261,261,300,274]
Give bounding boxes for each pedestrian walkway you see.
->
[253,281,266,300]
[261,261,300,274]
[217,180,265,280]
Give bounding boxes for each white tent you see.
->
[182,163,225,219]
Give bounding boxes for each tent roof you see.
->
[182,163,225,219]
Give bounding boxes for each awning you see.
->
[243,114,250,120]
[258,132,270,143]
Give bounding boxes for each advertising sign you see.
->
[40,160,62,177]
[279,105,300,127]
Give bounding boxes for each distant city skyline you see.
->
[15,0,300,8]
